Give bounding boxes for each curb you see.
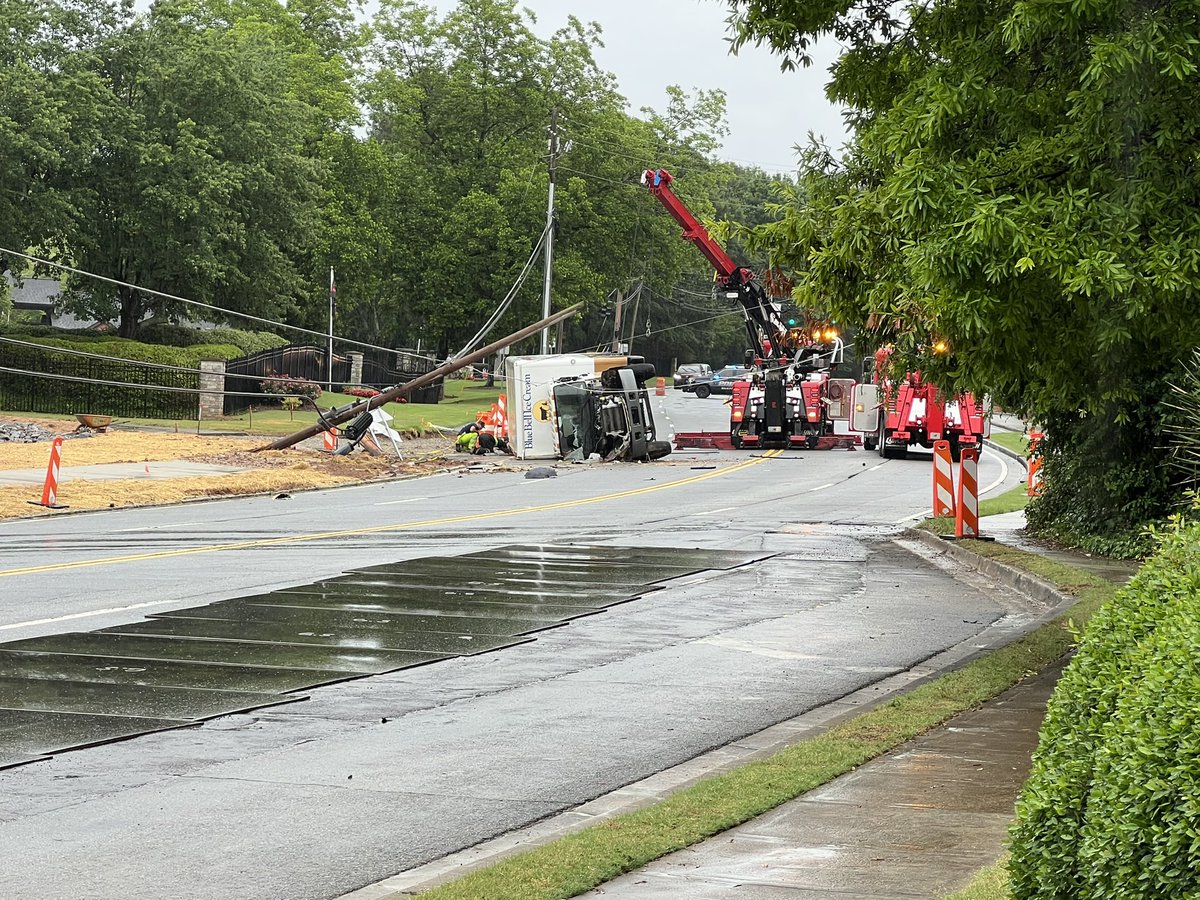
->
[903,526,1077,618]
[984,437,1029,471]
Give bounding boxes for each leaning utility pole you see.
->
[258,302,583,452]
[540,108,559,354]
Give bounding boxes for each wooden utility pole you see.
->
[259,303,583,452]
[611,289,624,353]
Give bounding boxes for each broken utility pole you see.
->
[258,302,583,452]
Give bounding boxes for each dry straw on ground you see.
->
[0,418,463,520]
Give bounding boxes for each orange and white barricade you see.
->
[29,437,68,509]
[495,393,508,440]
[481,404,499,438]
[1027,430,1044,497]
[955,447,979,538]
[655,377,666,396]
[322,428,338,452]
[932,440,956,518]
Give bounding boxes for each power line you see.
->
[451,223,550,358]
[0,365,315,402]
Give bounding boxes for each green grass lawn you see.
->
[2,378,510,436]
[988,430,1029,456]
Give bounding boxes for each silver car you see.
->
[673,363,713,389]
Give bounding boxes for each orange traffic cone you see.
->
[28,437,68,509]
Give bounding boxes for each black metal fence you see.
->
[0,343,199,419]
[222,344,444,415]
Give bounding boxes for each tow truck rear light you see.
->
[808,412,818,421]
[732,411,743,422]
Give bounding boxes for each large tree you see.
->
[0,0,118,280]
[65,0,330,336]
[364,0,731,363]
[727,0,1200,551]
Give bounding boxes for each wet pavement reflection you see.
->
[0,543,768,768]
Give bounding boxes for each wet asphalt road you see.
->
[0,392,1023,900]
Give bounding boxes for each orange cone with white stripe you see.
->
[932,440,956,518]
[955,447,979,538]
[323,428,338,452]
[29,437,68,509]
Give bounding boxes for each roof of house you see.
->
[4,274,61,312]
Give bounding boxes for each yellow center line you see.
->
[0,451,780,578]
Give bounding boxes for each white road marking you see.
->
[114,521,203,533]
[979,453,1010,497]
[0,599,177,632]
[807,482,836,492]
[374,497,428,506]
[701,506,739,515]
[868,463,886,471]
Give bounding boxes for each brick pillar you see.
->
[198,360,225,419]
[347,352,364,387]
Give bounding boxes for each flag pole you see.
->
[327,267,335,392]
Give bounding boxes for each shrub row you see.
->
[137,323,287,355]
[1009,512,1200,898]
[12,335,244,365]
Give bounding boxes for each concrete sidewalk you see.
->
[591,662,1062,898]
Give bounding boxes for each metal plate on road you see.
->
[291,579,627,605]
[0,676,299,721]
[214,594,600,622]
[459,544,774,570]
[0,709,184,767]
[0,650,351,695]
[3,633,448,675]
[105,615,539,651]
[0,542,761,769]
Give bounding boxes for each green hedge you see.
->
[14,335,243,365]
[1009,513,1200,898]
[137,323,287,355]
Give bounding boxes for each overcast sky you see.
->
[428,0,850,172]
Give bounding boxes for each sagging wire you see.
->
[0,247,410,361]
[0,365,318,404]
[450,222,551,359]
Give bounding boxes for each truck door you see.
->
[850,383,880,433]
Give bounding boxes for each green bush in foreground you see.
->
[1009,513,1200,899]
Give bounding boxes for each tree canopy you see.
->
[726,0,1200,550]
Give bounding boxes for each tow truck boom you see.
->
[641,168,796,364]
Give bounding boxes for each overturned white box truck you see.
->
[505,355,672,462]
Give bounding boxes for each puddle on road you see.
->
[0,543,770,769]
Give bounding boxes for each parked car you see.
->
[683,365,751,399]
[672,363,713,389]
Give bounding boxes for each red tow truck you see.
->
[641,168,858,450]
[850,346,988,460]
